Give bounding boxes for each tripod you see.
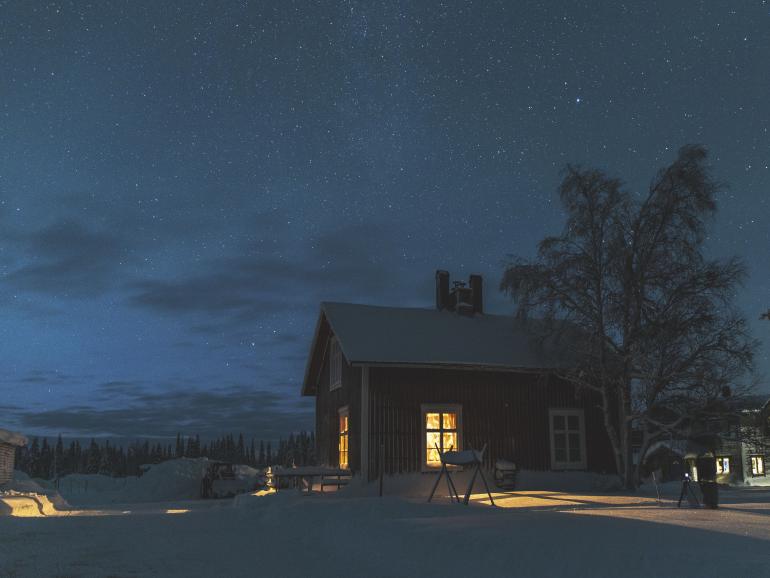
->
[677,474,700,508]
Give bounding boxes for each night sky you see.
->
[2,1,769,441]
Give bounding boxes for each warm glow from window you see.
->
[339,413,349,469]
[751,455,765,476]
[716,457,730,474]
[425,410,459,467]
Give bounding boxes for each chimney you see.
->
[452,281,474,316]
[469,274,483,315]
[435,270,450,310]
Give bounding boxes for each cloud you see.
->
[2,220,132,296]
[126,222,401,322]
[17,383,313,439]
[17,370,76,385]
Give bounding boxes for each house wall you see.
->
[0,442,15,485]
[364,366,616,480]
[314,342,361,471]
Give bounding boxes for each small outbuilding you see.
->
[0,428,28,485]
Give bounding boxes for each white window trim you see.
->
[420,403,462,472]
[329,337,342,391]
[548,408,587,470]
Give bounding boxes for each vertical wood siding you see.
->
[365,367,615,480]
[0,443,15,484]
[314,338,361,471]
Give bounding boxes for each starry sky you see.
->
[1,1,769,441]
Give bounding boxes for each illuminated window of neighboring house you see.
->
[715,457,730,474]
[329,337,342,391]
[422,404,461,469]
[751,455,765,476]
[549,409,587,470]
[338,408,349,470]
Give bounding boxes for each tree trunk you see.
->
[618,385,635,490]
[600,386,625,483]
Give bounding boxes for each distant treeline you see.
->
[14,431,316,479]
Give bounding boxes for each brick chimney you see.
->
[435,270,483,315]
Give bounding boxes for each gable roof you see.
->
[301,301,580,395]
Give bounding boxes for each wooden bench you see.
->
[320,472,352,492]
[270,467,351,493]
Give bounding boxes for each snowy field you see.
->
[3,476,770,578]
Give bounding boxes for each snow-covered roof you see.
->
[302,302,580,395]
[0,428,27,447]
[647,439,712,459]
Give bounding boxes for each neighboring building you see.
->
[643,395,770,484]
[301,270,616,481]
[0,428,28,485]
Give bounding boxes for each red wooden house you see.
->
[302,271,616,481]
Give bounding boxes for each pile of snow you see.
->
[59,458,263,505]
[0,428,27,447]
[744,476,770,487]
[0,471,70,516]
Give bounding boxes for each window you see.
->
[338,408,349,470]
[421,404,461,469]
[549,409,586,470]
[329,337,342,391]
[716,457,730,475]
[751,455,765,476]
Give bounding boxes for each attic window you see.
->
[329,337,342,391]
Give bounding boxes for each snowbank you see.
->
[59,458,263,505]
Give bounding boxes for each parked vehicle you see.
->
[200,462,255,499]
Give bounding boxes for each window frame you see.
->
[420,403,462,472]
[329,336,342,391]
[338,406,350,470]
[548,408,587,470]
[715,456,731,475]
[751,455,765,477]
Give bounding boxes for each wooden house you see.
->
[0,428,27,485]
[302,271,616,481]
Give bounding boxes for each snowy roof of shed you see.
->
[302,302,580,395]
[0,428,27,447]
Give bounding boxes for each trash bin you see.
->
[699,481,719,509]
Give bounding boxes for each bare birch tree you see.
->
[501,145,756,488]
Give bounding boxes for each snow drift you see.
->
[59,458,262,505]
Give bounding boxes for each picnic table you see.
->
[270,466,351,493]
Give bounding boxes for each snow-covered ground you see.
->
[2,474,770,578]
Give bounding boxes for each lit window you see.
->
[751,455,765,476]
[329,337,342,391]
[716,457,730,474]
[338,410,349,470]
[422,405,461,468]
[549,409,586,470]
